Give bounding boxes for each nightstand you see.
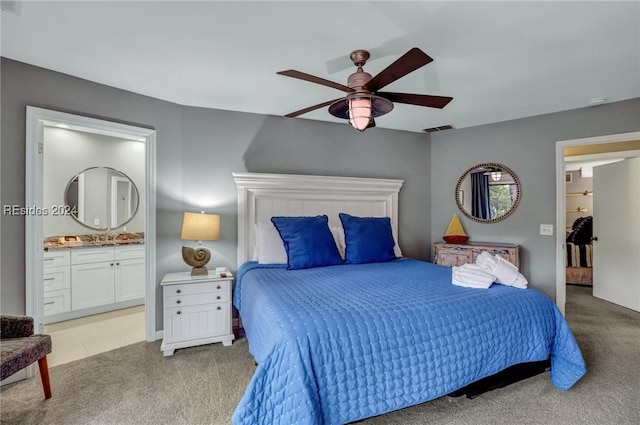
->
[160,270,235,356]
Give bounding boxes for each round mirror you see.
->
[64,166,139,230]
[455,162,521,223]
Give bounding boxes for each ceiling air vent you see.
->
[423,125,453,133]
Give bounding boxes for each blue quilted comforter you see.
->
[232,259,585,425]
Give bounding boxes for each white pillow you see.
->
[391,226,403,258]
[256,222,288,264]
[330,226,346,260]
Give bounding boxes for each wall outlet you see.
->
[93,218,100,226]
[540,224,554,236]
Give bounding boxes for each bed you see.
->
[232,172,586,425]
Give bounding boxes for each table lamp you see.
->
[181,211,220,275]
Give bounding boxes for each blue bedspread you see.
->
[232,259,586,425]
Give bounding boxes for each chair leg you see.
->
[38,356,52,399]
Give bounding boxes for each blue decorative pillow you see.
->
[339,213,396,264]
[270,215,343,270]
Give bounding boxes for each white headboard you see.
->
[233,172,404,267]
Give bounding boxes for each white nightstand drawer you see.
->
[44,250,70,268]
[44,289,71,316]
[44,266,70,292]
[163,303,231,344]
[164,280,229,297]
[165,291,230,308]
[71,247,115,264]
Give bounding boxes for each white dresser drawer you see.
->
[163,280,229,297]
[115,245,145,260]
[44,289,71,316]
[164,291,230,308]
[44,250,70,268]
[163,303,231,344]
[44,266,71,292]
[71,247,114,264]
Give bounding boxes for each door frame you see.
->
[555,130,640,315]
[25,106,157,342]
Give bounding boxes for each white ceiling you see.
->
[2,1,639,133]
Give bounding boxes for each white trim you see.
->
[233,172,403,268]
[25,107,158,348]
[555,131,640,316]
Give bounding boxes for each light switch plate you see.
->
[540,224,554,236]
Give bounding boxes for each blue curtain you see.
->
[471,172,490,219]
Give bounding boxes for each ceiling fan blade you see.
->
[363,48,433,92]
[377,92,453,109]
[277,70,354,93]
[284,98,345,118]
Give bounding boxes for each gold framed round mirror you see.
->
[455,162,521,223]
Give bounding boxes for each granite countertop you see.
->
[44,232,144,251]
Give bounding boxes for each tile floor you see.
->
[44,306,145,368]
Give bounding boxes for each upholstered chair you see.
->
[0,315,52,399]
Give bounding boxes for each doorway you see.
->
[25,107,157,348]
[555,131,640,315]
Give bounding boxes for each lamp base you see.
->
[182,245,212,276]
[191,266,208,276]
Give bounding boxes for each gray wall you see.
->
[430,98,640,298]
[0,58,431,331]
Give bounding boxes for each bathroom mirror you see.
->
[455,162,521,223]
[64,166,139,230]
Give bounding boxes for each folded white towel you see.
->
[452,264,495,289]
[476,251,498,269]
[476,252,528,289]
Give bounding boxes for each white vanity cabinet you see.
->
[114,246,146,302]
[45,245,145,323]
[43,250,71,316]
[71,247,117,310]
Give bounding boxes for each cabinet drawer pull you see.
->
[176,289,181,294]
[216,295,221,300]
[44,277,55,281]
[176,311,181,315]
[176,299,181,304]
[116,262,120,266]
[44,258,55,261]
[44,301,55,305]
[217,306,221,310]
[111,263,114,266]
[216,285,221,290]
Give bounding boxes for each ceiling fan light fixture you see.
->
[348,97,372,131]
[329,94,394,132]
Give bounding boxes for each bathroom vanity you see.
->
[44,243,145,324]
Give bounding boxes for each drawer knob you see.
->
[216,295,221,300]
[176,289,181,294]
[176,300,181,304]
[216,285,221,290]
[177,311,181,315]
[217,306,221,310]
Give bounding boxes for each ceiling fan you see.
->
[277,48,453,132]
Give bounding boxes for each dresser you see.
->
[433,242,520,268]
[160,271,234,356]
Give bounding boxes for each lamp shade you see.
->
[181,212,220,241]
